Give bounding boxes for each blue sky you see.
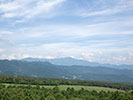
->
[0,0,133,64]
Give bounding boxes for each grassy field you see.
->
[2,83,122,92]
[42,85,121,92]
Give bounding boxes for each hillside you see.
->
[0,60,133,83]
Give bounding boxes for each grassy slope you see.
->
[2,83,122,92]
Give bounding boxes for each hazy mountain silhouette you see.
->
[22,57,133,70]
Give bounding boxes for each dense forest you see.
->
[0,82,133,100]
[0,75,133,99]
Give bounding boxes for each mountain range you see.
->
[0,59,133,83]
[22,57,133,70]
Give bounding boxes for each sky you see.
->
[0,0,133,64]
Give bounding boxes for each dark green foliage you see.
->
[0,75,133,91]
[0,84,132,100]
[0,75,133,100]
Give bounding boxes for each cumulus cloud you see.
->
[0,41,132,64]
[45,56,55,59]
[0,53,43,60]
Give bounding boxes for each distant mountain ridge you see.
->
[0,59,133,83]
[22,57,133,70]
[22,57,100,66]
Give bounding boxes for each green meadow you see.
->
[2,83,121,92]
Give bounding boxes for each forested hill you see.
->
[0,60,133,83]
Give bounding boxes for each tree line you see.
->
[0,75,133,91]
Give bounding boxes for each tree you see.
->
[45,95,56,100]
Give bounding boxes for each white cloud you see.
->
[0,0,133,65]
[110,56,132,64]
[128,52,133,56]
[81,0,133,17]
[0,53,43,60]
[0,49,5,52]
[45,56,55,59]
[8,19,133,43]
[0,0,66,21]
[81,53,95,62]
[1,42,132,64]
[0,30,13,35]
[0,30,14,46]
